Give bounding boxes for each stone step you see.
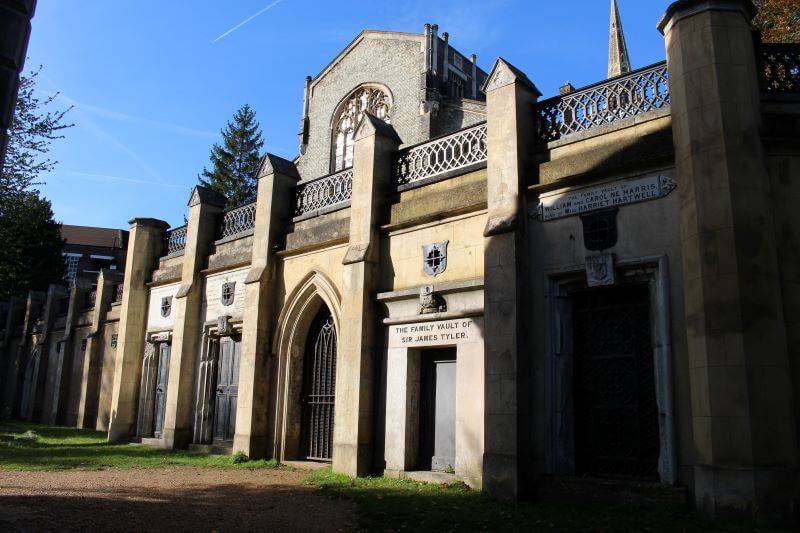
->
[187,443,233,456]
[535,476,687,510]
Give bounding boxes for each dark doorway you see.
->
[300,307,337,461]
[572,283,658,479]
[152,343,170,439]
[213,337,240,443]
[18,349,40,420]
[419,348,457,472]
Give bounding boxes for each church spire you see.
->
[608,0,631,78]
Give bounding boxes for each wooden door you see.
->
[213,338,240,442]
[152,343,170,438]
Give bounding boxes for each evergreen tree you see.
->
[199,104,264,207]
[0,66,70,298]
[0,190,65,299]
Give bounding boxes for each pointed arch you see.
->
[329,84,393,172]
[271,270,342,461]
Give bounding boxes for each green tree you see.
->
[0,191,65,299]
[0,66,71,298]
[199,104,264,207]
[1,67,72,196]
[753,0,800,43]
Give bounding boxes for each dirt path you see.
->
[0,468,357,532]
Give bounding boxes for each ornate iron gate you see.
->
[301,309,337,461]
[572,284,659,479]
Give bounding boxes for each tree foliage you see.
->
[753,0,800,43]
[0,191,65,299]
[199,104,264,208]
[0,66,71,299]
[1,67,73,197]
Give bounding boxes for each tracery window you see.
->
[332,86,392,172]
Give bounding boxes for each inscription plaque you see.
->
[538,174,676,221]
[388,318,475,348]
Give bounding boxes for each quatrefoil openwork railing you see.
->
[394,122,487,187]
[218,201,256,240]
[293,168,353,218]
[164,225,187,256]
[535,62,670,144]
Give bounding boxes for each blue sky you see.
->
[26,0,671,229]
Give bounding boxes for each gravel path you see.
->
[0,468,357,532]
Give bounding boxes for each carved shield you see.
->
[422,241,448,277]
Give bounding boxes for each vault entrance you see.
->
[572,283,659,479]
[419,348,457,472]
[300,307,337,461]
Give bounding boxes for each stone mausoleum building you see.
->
[2,0,800,525]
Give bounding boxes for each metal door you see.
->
[572,283,658,479]
[301,309,337,461]
[152,343,170,438]
[420,348,457,472]
[213,338,240,442]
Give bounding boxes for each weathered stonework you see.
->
[1,10,799,527]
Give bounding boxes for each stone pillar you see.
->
[48,283,79,425]
[333,113,401,477]
[30,284,63,422]
[659,0,798,523]
[75,269,115,428]
[482,58,540,499]
[234,154,298,458]
[107,218,169,442]
[161,186,226,449]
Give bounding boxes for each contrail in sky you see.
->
[213,0,284,43]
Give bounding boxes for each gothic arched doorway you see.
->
[300,307,337,461]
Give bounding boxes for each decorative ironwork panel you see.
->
[293,168,353,218]
[218,201,256,239]
[760,44,800,94]
[572,284,659,479]
[535,62,670,144]
[165,226,187,256]
[395,122,487,186]
[301,310,337,461]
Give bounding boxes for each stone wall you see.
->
[296,33,427,180]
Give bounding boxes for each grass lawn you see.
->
[0,421,782,531]
[308,469,780,533]
[0,420,276,470]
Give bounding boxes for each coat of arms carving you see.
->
[422,241,448,277]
